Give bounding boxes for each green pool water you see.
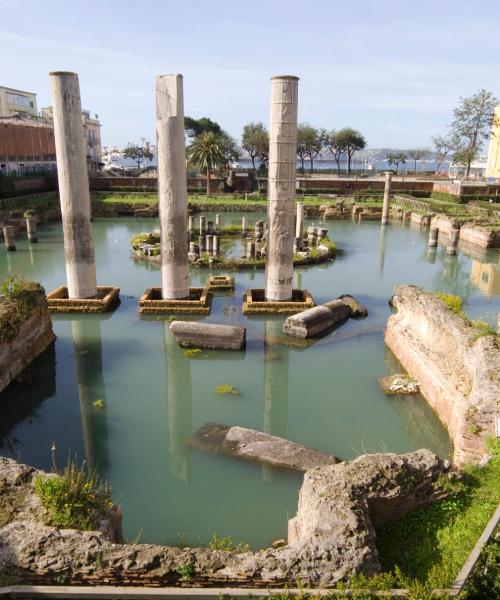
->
[1,214,499,548]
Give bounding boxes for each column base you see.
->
[47,286,120,313]
[139,287,212,315]
[207,275,235,290]
[242,288,314,315]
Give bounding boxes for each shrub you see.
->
[208,533,249,552]
[34,457,112,531]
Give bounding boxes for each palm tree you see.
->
[187,132,226,197]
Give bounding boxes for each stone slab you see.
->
[170,321,245,350]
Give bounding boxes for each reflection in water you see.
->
[383,348,452,458]
[471,260,500,298]
[262,319,290,481]
[379,225,387,273]
[0,343,56,458]
[71,319,109,472]
[426,246,437,264]
[164,323,192,482]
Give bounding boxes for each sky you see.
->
[1,0,500,150]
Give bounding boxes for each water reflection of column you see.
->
[71,319,108,472]
[164,323,192,482]
[263,319,289,481]
[294,268,302,290]
[379,224,387,274]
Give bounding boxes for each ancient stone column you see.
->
[247,241,256,259]
[50,72,97,299]
[156,74,190,299]
[206,235,213,253]
[199,234,206,252]
[428,227,439,247]
[3,226,16,251]
[26,217,37,243]
[381,171,392,225]
[199,215,206,233]
[265,75,299,301]
[213,235,220,256]
[241,217,247,236]
[295,202,304,239]
[215,213,221,233]
[188,215,194,237]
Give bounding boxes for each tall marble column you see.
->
[50,72,97,299]
[265,76,299,301]
[381,171,392,225]
[156,74,190,299]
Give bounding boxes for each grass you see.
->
[434,292,465,317]
[375,438,500,589]
[34,455,113,531]
[208,533,250,552]
[433,293,498,341]
[0,275,45,343]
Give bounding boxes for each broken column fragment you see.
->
[283,294,367,338]
[189,423,340,472]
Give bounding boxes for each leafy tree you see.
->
[386,151,408,174]
[324,130,345,172]
[335,128,366,175]
[432,135,454,172]
[449,89,498,179]
[218,133,241,169]
[184,116,222,138]
[297,124,324,173]
[241,122,269,171]
[122,139,153,170]
[408,148,428,173]
[186,131,227,196]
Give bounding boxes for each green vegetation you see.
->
[0,275,44,343]
[433,294,498,341]
[183,348,202,358]
[434,292,465,317]
[208,533,250,552]
[214,384,240,396]
[470,319,497,339]
[34,456,112,531]
[376,437,500,588]
[176,563,195,582]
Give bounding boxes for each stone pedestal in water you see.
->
[50,71,97,299]
[156,74,189,299]
[265,76,299,301]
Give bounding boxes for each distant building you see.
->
[0,86,38,118]
[449,158,488,180]
[486,104,500,179]
[0,116,56,175]
[41,107,103,171]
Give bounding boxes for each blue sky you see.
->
[2,0,499,150]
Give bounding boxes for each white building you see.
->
[0,86,38,118]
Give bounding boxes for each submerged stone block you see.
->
[207,274,235,290]
[170,320,245,350]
